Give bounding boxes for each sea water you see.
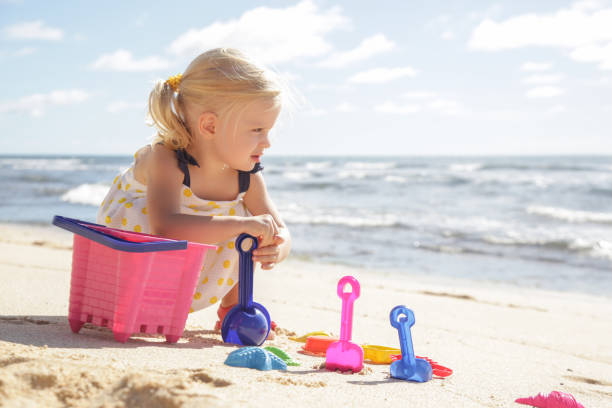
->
[1,154,610,296]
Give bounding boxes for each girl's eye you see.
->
[252,128,263,133]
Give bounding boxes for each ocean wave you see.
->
[483,234,612,261]
[284,212,402,228]
[0,157,128,173]
[337,170,369,179]
[589,187,612,197]
[1,158,88,171]
[384,175,406,183]
[527,205,612,224]
[344,161,396,170]
[283,171,312,181]
[306,161,332,170]
[60,183,109,206]
[480,162,602,172]
[13,174,63,183]
[448,163,483,172]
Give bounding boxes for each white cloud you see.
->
[520,62,553,71]
[428,98,463,115]
[0,89,90,116]
[379,93,465,116]
[441,30,454,40]
[522,74,564,84]
[4,20,63,40]
[335,102,356,112]
[546,105,568,114]
[348,67,417,84]
[316,34,395,68]
[107,101,143,114]
[525,86,565,98]
[91,49,170,72]
[469,2,612,70]
[403,91,437,99]
[570,41,612,69]
[375,101,420,114]
[168,1,350,64]
[303,107,328,116]
[603,104,612,111]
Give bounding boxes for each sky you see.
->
[1,0,611,156]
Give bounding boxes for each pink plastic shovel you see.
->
[325,276,364,373]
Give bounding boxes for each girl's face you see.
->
[214,98,280,172]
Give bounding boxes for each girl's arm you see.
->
[145,144,277,244]
[243,171,291,269]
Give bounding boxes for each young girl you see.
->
[96,48,290,335]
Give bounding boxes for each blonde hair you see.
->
[147,48,284,149]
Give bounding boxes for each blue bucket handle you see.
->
[52,215,187,253]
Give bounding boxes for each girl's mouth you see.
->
[251,155,262,162]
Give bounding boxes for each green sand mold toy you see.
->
[264,346,301,366]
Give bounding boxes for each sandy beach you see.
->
[0,223,611,408]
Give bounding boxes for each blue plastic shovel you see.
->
[221,234,271,346]
[389,305,432,382]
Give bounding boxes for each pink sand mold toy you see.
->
[389,305,432,382]
[515,391,585,408]
[325,276,364,373]
[53,215,216,343]
[221,233,271,346]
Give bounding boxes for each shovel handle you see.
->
[337,276,360,342]
[390,306,417,369]
[236,233,258,310]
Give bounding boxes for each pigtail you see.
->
[147,78,192,149]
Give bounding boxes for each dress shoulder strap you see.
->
[238,163,263,193]
[175,148,199,187]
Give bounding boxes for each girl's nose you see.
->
[260,132,271,148]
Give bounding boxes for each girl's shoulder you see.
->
[133,143,182,187]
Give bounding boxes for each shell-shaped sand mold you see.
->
[224,347,288,371]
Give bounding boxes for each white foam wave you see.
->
[337,170,368,179]
[591,240,612,260]
[286,212,399,228]
[283,171,312,180]
[527,205,612,224]
[384,175,406,183]
[61,183,109,206]
[344,161,396,170]
[306,161,331,170]
[449,163,483,172]
[4,158,88,171]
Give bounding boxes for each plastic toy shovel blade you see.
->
[221,234,270,346]
[222,302,270,346]
[389,306,432,382]
[326,340,364,373]
[325,276,363,373]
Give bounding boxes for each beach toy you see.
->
[362,344,401,364]
[390,354,453,378]
[515,391,585,408]
[389,306,432,382]
[53,215,216,343]
[264,346,300,366]
[299,335,340,357]
[221,234,270,346]
[325,276,364,373]
[289,331,332,343]
[224,347,287,371]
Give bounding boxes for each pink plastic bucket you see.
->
[54,215,216,343]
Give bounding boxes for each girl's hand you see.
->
[252,234,285,270]
[245,214,278,247]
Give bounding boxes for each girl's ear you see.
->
[197,112,217,139]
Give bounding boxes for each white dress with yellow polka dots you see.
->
[96,165,249,312]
